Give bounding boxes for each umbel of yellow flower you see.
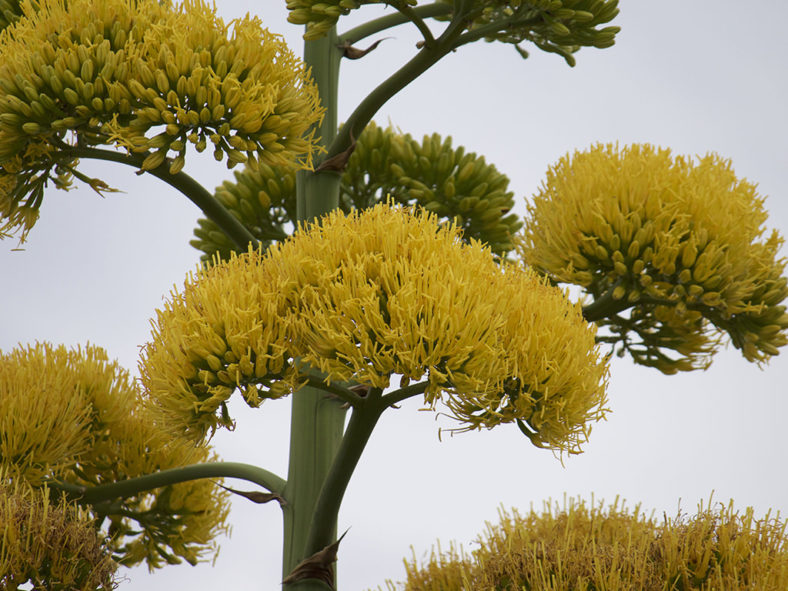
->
[389,496,788,590]
[0,342,230,570]
[0,0,322,241]
[141,203,609,454]
[286,0,620,66]
[518,143,788,374]
[0,476,117,590]
[437,0,621,66]
[191,121,522,261]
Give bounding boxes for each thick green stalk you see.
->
[282,29,346,591]
[304,392,386,558]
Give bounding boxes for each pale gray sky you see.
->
[2,2,787,590]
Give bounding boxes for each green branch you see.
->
[304,374,366,407]
[303,390,387,557]
[391,1,438,47]
[582,283,690,323]
[60,144,259,251]
[381,379,429,407]
[581,281,632,322]
[340,3,451,45]
[452,11,540,50]
[325,6,472,163]
[51,462,287,505]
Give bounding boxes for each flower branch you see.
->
[51,462,287,506]
[381,380,429,407]
[390,1,438,47]
[302,389,387,560]
[324,4,473,165]
[452,11,540,50]
[339,3,451,45]
[57,143,259,251]
[303,373,366,407]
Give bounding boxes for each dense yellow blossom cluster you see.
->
[0,0,22,32]
[191,122,521,261]
[387,497,788,590]
[0,0,322,241]
[0,342,230,569]
[519,143,788,373]
[142,204,608,453]
[437,0,620,65]
[0,478,117,590]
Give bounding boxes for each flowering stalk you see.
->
[283,29,347,587]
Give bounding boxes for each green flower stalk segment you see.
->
[0,0,322,241]
[0,342,230,569]
[518,143,788,374]
[0,478,117,591]
[142,203,608,454]
[385,496,788,591]
[191,122,522,261]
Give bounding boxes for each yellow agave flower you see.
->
[0,342,230,569]
[141,203,608,454]
[0,477,117,590]
[392,497,788,591]
[191,121,523,262]
[0,0,322,241]
[518,143,788,373]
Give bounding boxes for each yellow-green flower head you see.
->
[393,496,788,590]
[142,203,608,453]
[191,121,522,261]
[0,0,322,241]
[0,477,117,590]
[0,342,230,570]
[436,0,620,66]
[286,0,416,41]
[0,0,24,33]
[518,143,788,373]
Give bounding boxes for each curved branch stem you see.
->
[392,2,438,47]
[581,281,632,322]
[453,12,539,49]
[60,144,258,251]
[381,379,429,407]
[303,390,387,557]
[51,462,287,506]
[326,8,470,163]
[303,374,365,407]
[582,283,686,323]
[340,3,451,45]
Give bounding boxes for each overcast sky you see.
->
[2,2,787,590]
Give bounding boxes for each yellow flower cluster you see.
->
[142,203,608,453]
[0,0,322,240]
[0,0,23,33]
[286,0,416,41]
[389,496,788,590]
[0,342,230,570]
[0,478,117,590]
[519,143,788,373]
[191,122,522,261]
[438,0,620,66]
